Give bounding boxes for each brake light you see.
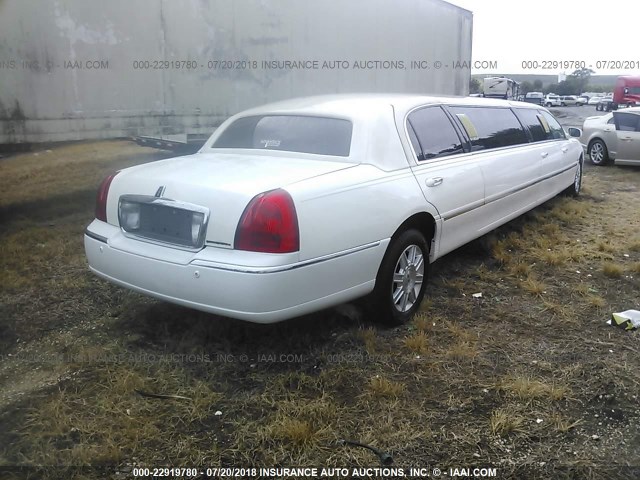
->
[235,189,299,253]
[95,172,119,222]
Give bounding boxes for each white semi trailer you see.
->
[0,0,472,144]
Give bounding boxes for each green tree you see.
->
[557,79,580,95]
[533,79,543,91]
[520,81,532,95]
[544,83,559,95]
[570,67,596,95]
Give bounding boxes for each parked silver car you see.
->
[580,107,640,166]
[560,95,583,106]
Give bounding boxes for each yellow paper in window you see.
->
[455,113,479,141]
[537,114,551,134]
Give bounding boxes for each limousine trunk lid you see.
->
[105,152,356,249]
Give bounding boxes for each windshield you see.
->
[211,115,353,157]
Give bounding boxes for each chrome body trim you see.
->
[190,241,382,274]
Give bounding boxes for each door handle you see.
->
[622,137,632,141]
[541,152,549,158]
[561,147,568,153]
[425,177,443,187]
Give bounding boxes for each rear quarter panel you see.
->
[288,165,429,261]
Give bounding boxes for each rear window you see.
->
[212,115,353,157]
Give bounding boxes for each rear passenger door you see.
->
[515,108,572,195]
[613,112,640,165]
[405,106,486,257]
[446,106,540,229]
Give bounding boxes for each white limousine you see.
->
[85,95,583,325]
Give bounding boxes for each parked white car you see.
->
[85,95,584,325]
[544,94,562,107]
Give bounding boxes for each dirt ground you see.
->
[1,129,640,480]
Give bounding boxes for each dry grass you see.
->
[540,300,570,318]
[445,341,478,362]
[490,408,525,436]
[404,331,429,354]
[359,327,377,354]
[551,414,583,434]
[366,376,406,399]
[491,242,512,265]
[521,276,547,296]
[269,418,316,446]
[602,262,624,278]
[597,241,616,253]
[587,295,606,309]
[508,260,532,277]
[1,143,640,474]
[0,141,170,208]
[499,376,570,402]
[412,312,434,333]
[539,249,568,266]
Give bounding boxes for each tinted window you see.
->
[212,115,352,156]
[514,108,555,142]
[407,106,464,161]
[448,106,528,150]
[539,111,566,139]
[614,113,640,132]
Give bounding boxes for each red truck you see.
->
[598,76,640,111]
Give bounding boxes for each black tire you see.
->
[588,139,609,165]
[562,160,582,197]
[369,229,429,326]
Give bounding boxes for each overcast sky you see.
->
[449,0,640,76]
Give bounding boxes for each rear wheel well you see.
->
[392,213,436,253]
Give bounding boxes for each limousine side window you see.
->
[513,108,552,142]
[407,106,465,161]
[538,111,566,140]
[448,106,528,151]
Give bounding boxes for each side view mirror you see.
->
[567,127,582,138]
[624,87,629,95]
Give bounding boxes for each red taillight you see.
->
[95,172,118,222]
[235,189,299,253]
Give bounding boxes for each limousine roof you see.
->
[234,93,546,118]
[203,94,556,172]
